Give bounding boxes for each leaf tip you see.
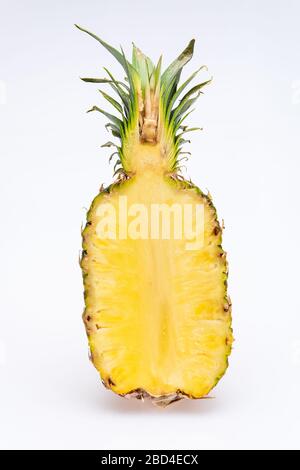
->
[189,38,195,52]
[86,106,96,113]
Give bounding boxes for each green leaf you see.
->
[77,26,211,160]
[177,155,189,163]
[81,77,115,84]
[166,67,207,117]
[179,78,212,103]
[103,68,130,111]
[105,122,121,138]
[75,24,138,97]
[176,137,191,145]
[132,43,138,69]
[101,141,118,148]
[177,127,202,135]
[153,55,162,89]
[171,92,201,125]
[161,39,195,87]
[75,24,126,69]
[132,45,148,93]
[173,109,196,132]
[99,90,124,115]
[113,167,126,177]
[132,43,155,93]
[80,77,129,90]
[120,47,140,121]
[146,57,154,78]
[109,151,119,163]
[113,159,122,171]
[87,105,123,128]
[161,72,180,108]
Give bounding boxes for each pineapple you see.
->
[77,25,233,407]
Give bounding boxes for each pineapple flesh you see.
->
[77,25,233,406]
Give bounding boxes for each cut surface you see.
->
[81,155,232,399]
[77,30,233,403]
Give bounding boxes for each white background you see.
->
[0,0,300,450]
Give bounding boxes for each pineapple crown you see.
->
[76,25,211,174]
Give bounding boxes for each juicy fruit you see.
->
[77,26,233,406]
[82,166,232,403]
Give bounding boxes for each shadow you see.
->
[65,363,227,416]
[98,389,223,415]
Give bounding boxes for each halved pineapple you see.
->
[77,25,233,406]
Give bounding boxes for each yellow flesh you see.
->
[82,146,232,398]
